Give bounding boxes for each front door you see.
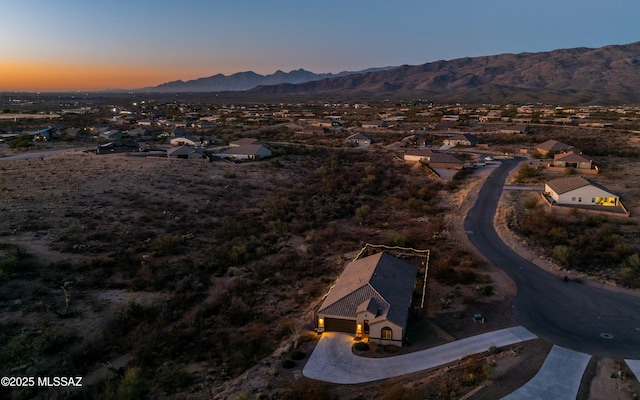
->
[363,320,369,334]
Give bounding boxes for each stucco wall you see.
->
[368,321,403,346]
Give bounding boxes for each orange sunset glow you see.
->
[0,61,196,91]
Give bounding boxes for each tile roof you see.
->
[546,176,591,194]
[553,152,592,163]
[318,252,417,328]
[405,148,463,164]
[219,144,270,156]
[536,139,574,152]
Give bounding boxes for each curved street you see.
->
[465,158,640,359]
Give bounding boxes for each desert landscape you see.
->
[1,110,640,399]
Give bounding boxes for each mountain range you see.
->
[145,67,393,93]
[146,42,640,104]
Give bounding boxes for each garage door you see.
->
[324,317,356,333]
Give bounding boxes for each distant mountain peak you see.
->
[143,67,392,93]
[245,42,640,104]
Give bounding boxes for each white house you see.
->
[545,176,619,207]
[316,252,417,347]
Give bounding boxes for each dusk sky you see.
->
[1,0,638,91]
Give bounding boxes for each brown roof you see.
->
[536,139,574,152]
[317,252,417,327]
[405,148,463,164]
[554,152,592,162]
[546,176,591,194]
[229,137,262,147]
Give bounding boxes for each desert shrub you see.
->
[523,197,539,209]
[458,270,479,284]
[8,134,33,148]
[151,234,184,255]
[386,231,408,247]
[354,204,371,221]
[623,253,640,270]
[158,362,193,394]
[354,342,369,351]
[552,245,574,267]
[482,285,494,296]
[514,164,539,183]
[102,367,150,400]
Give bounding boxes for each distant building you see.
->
[346,132,375,146]
[535,140,574,156]
[443,133,480,147]
[167,146,206,159]
[361,120,388,129]
[217,144,272,160]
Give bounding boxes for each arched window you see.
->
[381,327,393,340]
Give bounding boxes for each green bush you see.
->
[8,134,33,148]
[354,342,369,351]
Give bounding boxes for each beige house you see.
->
[536,140,574,156]
[346,132,375,146]
[443,133,480,147]
[545,176,619,206]
[403,148,464,169]
[316,252,417,347]
[552,151,593,170]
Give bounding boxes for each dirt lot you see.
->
[0,148,639,399]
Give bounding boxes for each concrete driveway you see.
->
[501,345,591,400]
[302,326,537,384]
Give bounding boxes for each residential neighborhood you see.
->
[1,93,640,399]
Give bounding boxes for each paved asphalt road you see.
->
[465,158,640,359]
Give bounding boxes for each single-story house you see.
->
[346,132,375,146]
[167,146,205,159]
[403,148,464,169]
[26,127,55,141]
[316,252,417,346]
[500,124,531,134]
[361,120,388,129]
[545,176,619,206]
[434,122,458,131]
[552,151,593,170]
[229,137,263,148]
[96,141,140,154]
[536,140,574,156]
[101,130,128,141]
[443,133,480,147]
[403,135,428,147]
[170,135,198,147]
[217,144,272,160]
